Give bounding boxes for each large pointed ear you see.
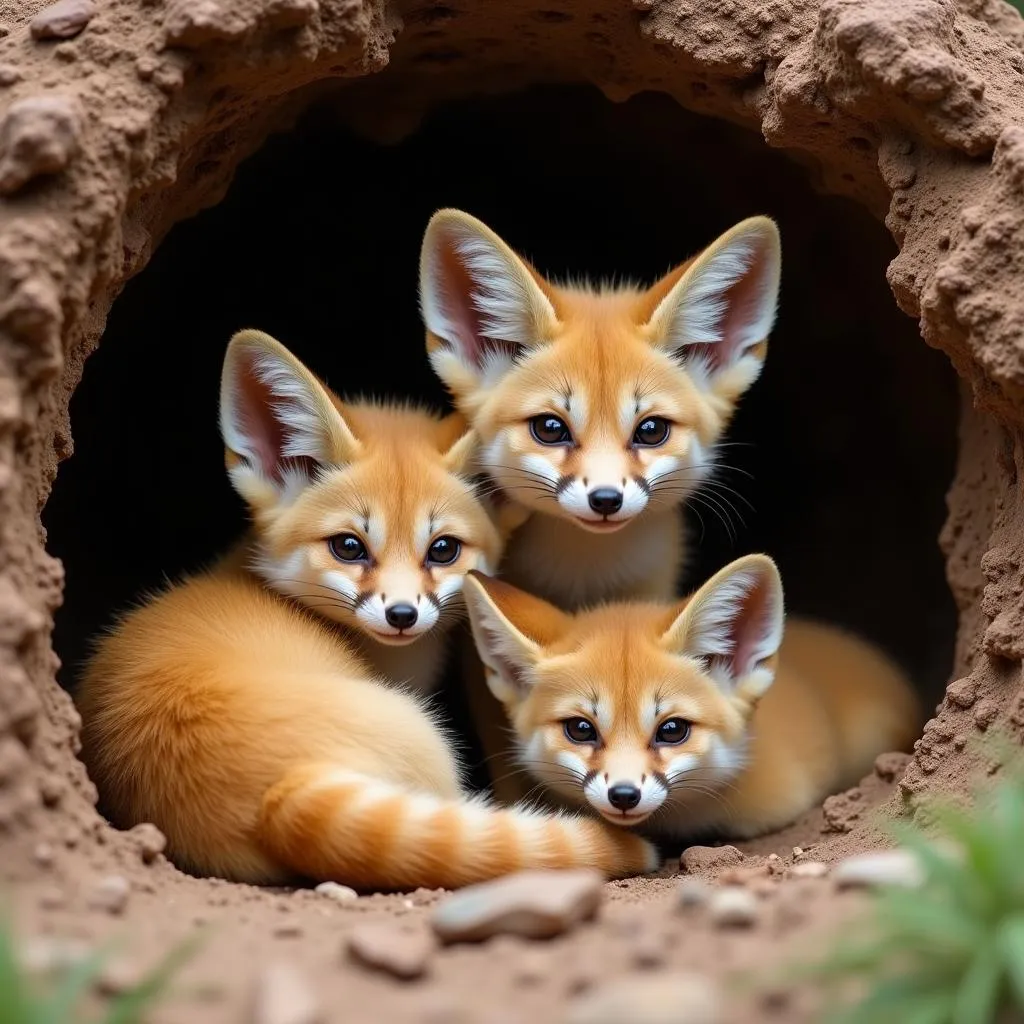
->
[419,209,559,397]
[219,329,361,508]
[462,571,570,705]
[644,217,781,399]
[662,554,785,702]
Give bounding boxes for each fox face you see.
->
[419,211,781,532]
[462,555,784,826]
[220,330,502,645]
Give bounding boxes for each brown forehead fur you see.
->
[472,280,725,446]
[262,401,499,561]
[533,603,740,736]
[477,578,742,735]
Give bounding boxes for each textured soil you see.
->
[2,0,1024,1020]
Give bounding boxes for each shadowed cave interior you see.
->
[43,83,960,794]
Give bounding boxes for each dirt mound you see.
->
[2,0,1024,1020]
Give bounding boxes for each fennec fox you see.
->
[77,330,657,889]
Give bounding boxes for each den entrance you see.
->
[44,83,959,798]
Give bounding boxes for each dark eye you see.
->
[563,718,599,744]
[633,417,670,447]
[530,414,573,446]
[426,536,461,566]
[328,533,368,562]
[654,718,691,745]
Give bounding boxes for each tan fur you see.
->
[420,211,782,796]
[76,331,656,889]
[462,558,922,842]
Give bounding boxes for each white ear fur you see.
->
[646,217,781,392]
[419,209,557,389]
[462,574,542,705]
[219,329,361,505]
[665,554,785,698]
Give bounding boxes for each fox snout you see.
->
[582,769,667,825]
[556,474,650,531]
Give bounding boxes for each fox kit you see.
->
[462,556,921,841]
[76,330,656,890]
[419,209,781,609]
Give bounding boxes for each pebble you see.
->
[0,95,81,194]
[833,849,924,890]
[251,962,322,1024]
[32,842,55,867]
[431,869,603,944]
[708,886,759,928]
[89,874,131,914]
[19,936,91,974]
[314,881,358,903]
[567,972,721,1024]
[675,877,711,909]
[679,845,743,876]
[95,957,145,996]
[789,861,829,879]
[346,923,434,980]
[30,0,95,40]
[128,822,167,864]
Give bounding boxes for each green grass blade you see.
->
[999,915,1024,1007]
[36,945,113,1024]
[103,929,206,1024]
[951,946,1001,1024]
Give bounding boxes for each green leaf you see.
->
[36,945,113,1024]
[103,930,206,1024]
[998,915,1024,1007]
[952,946,1001,1024]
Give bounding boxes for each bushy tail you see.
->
[258,763,659,890]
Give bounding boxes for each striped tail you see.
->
[257,763,659,890]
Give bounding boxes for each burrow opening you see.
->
[44,83,960,804]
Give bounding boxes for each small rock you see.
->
[946,678,977,709]
[675,877,710,909]
[30,0,95,40]
[0,64,22,86]
[679,845,743,876]
[792,846,803,858]
[567,972,721,1024]
[19,936,90,974]
[128,822,167,864]
[32,842,55,867]
[346,923,434,980]
[431,869,603,944]
[874,751,911,782]
[0,95,81,194]
[95,957,145,996]
[833,849,924,890]
[251,962,321,1024]
[314,881,357,903]
[789,861,828,879]
[708,886,759,928]
[89,874,131,914]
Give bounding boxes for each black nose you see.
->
[607,782,642,811]
[384,603,418,629]
[588,488,623,515]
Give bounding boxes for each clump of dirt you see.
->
[2,0,1024,1020]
